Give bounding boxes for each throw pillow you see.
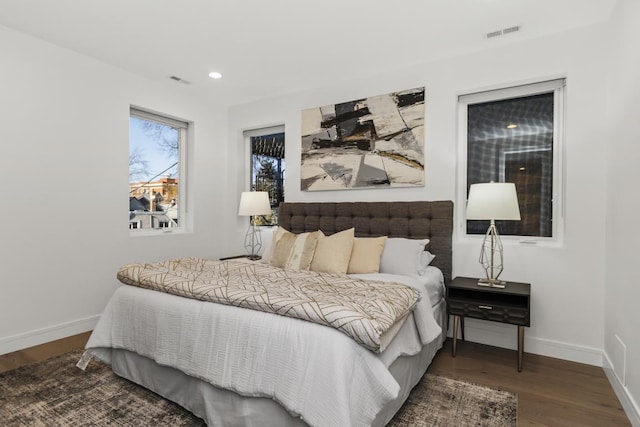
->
[270,229,321,270]
[347,236,388,274]
[270,228,321,270]
[310,228,355,275]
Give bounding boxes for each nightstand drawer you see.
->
[448,300,529,326]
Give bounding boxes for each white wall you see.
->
[0,25,230,353]
[229,23,611,366]
[604,0,640,424]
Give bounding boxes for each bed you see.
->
[80,200,453,426]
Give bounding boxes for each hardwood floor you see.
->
[429,339,630,426]
[0,332,91,374]
[1,333,630,426]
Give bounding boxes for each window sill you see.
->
[457,234,564,249]
[129,228,187,237]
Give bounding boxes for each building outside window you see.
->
[129,108,188,232]
[245,127,285,226]
[459,79,565,239]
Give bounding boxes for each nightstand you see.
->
[446,276,531,372]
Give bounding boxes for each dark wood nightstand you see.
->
[446,276,531,372]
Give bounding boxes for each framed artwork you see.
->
[301,87,425,191]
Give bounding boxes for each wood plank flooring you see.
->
[1,333,630,425]
[0,332,91,374]
[428,340,630,426]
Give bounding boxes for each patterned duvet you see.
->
[117,257,419,352]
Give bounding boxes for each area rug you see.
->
[0,350,517,426]
[389,373,517,426]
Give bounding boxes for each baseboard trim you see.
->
[448,321,603,366]
[603,352,640,426]
[0,315,99,355]
[526,336,603,366]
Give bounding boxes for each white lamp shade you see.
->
[466,182,521,221]
[238,191,271,216]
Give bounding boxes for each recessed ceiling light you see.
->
[506,123,518,129]
[208,72,222,79]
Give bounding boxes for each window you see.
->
[244,127,285,226]
[129,108,187,232]
[459,79,565,239]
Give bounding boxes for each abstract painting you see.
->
[301,87,425,191]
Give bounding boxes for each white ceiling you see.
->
[0,0,617,106]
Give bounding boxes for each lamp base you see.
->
[477,278,506,288]
[244,221,263,261]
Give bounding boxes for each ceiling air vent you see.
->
[486,30,503,39]
[485,25,521,39]
[502,26,520,35]
[169,75,191,85]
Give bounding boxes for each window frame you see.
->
[129,107,189,236]
[456,79,566,245]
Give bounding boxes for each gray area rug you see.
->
[389,372,517,426]
[0,350,517,426]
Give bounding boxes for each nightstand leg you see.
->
[452,315,459,357]
[460,317,465,341]
[518,326,525,372]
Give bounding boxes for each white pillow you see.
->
[259,226,280,264]
[417,251,436,275]
[379,238,429,275]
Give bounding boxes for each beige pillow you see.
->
[270,230,321,270]
[310,228,355,275]
[347,236,388,274]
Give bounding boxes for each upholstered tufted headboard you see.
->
[278,201,453,282]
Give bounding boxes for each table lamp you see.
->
[466,182,521,287]
[238,191,271,260]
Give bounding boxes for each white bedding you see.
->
[350,268,445,366]
[84,270,443,427]
[351,265,445,307]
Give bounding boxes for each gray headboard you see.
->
[278,201,453,282]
